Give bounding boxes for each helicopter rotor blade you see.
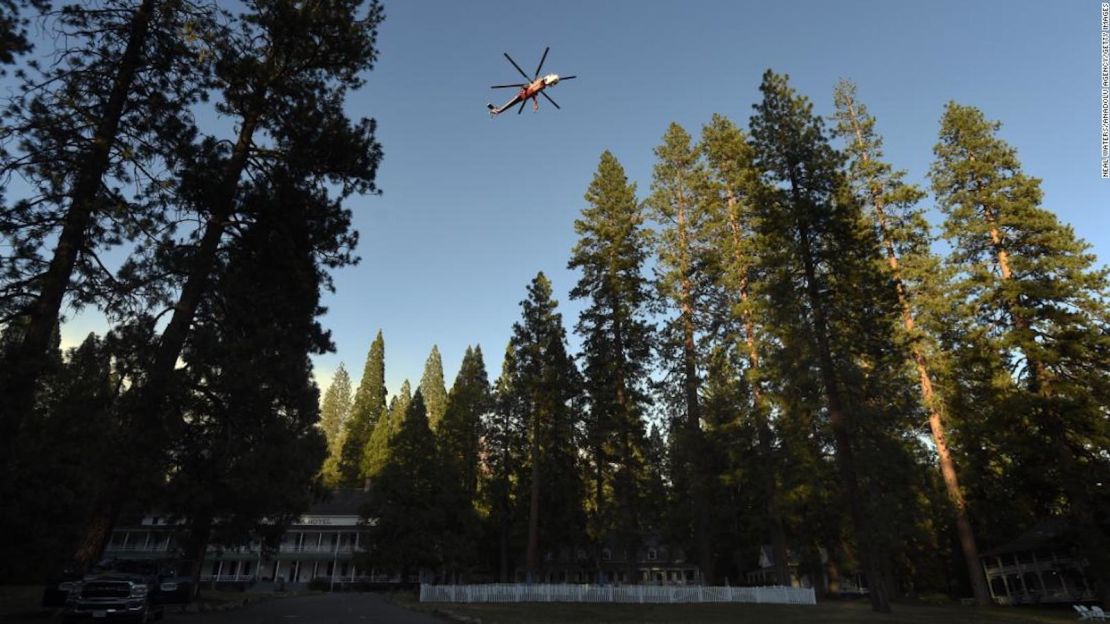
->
[533,46,550,79]
[517,99,527,115]
[504,53,531,81]
[558,75,577,81]
[491,83,526,89]
[540,91,560,110]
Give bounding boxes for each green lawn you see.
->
[393,592,1079,624]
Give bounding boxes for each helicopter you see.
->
[488,47,576,116]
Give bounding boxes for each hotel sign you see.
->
[296,515,361,526]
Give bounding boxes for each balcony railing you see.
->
[277,544,360,554]
[104,543,171,552]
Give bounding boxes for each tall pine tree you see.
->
[699,113,790,586]
[831,81,990,605]
[569,151,655,580]
[749,70,894,612]
[439,345,491,507]
[482,342,528,581]
[647,122,715,583]
[0,0,215,465]
[166,171,331,594]
[341,331,387,485]
[509,273,584,581]
[320,363,353,487]
[931,102,1110,606]
[421,345,449,431]
[363,379,412,481]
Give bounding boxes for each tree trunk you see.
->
[72,493,124,572]
[498,513,510,582]
[525,402,541,582]
[842,104,992,606]
[789,178,890,612]
[184,515,213,600]
[726,196,789,588]
[675,194,712,585]
[143,105,263,418]
[1,0,158,454]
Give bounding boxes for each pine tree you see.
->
[699,112,791,586]
[569,150,655,577]
[509,272,584,581]
[0,331,119,582]
[421,345,449,431]
[0,0,46,68]
[931,102,1110,605]
[340,332,386,485]
[320,363,353,487]
[0,0,215,463]
[364,379,412,480]
[646,122,715,582]
[362,390,446,580]
[749,69,894,612]
[165,173,331,594]
[66,0,385,567]
[830,81,991,605]
[482,342,528,581]
[439,345,491,505]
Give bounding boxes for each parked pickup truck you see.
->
[61,559,192,622]
[62,571,164,623]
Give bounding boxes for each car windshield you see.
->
[95,560,155,575]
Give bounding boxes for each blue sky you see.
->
[60,1,1109,398]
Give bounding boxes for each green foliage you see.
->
[0,0,218,468]
[320,363,353,487]
[439,345,491,505]
[364,379,412,481]
[363,389,478,578]
[480,342,529,580]
[165,172,330,561]
[508,273,585,577]
[0,0,47,68]
[647,121,718,580]
[340,332,386,486]
[750,69,914,611]
[421,345,449,430]
[0,331,119,582]
[569,151,656,562]
[931,102,1110,599]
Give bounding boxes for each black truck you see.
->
[60,559,193,623]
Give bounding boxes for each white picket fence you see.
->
[420,583,816,605]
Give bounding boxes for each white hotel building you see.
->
[102,489,376,587]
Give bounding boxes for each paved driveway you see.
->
[162,593,442,624]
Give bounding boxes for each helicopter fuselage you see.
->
[518,74,560,101]
[490,74,564,116]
